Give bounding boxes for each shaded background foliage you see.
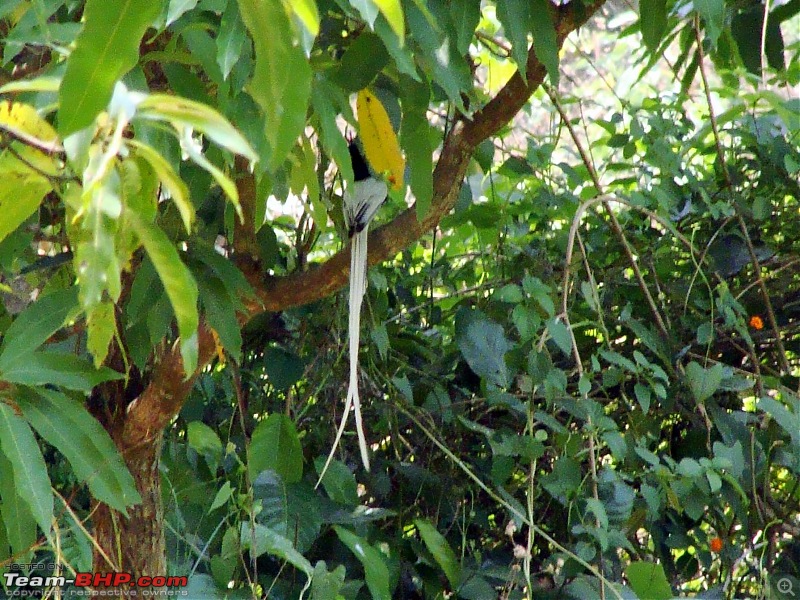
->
[0,0,798,599]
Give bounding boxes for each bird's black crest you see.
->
[348,142,371,182]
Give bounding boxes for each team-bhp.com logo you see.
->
[4,571,188,592]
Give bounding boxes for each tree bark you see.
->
[88,0,607,587]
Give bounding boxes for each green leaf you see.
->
[496,0,532,79]
[127,212,199,375]
[165,0,198,27]
[87,299,116,368]
[0,451,36,559]
[129,140,193,232]
[208,481,233,513]
[188,421,223,471]
[238,0,312,171]
[640,0,668,51]
[414,519,461,589]
[371,0,404,41]
[625,561,673,600]
[0,402,53,534]
[197,276,243,362]
[529,0,559,85]
[288,0,320,37]
[0,351,123,392]
[0,287,79,371]
[240,521,313,575]
[455,307,510,388]
[334,32,390,92]
[16,388,141,514]
[248,414,303,483]
[312,78,354,185]
[400,77,433,220]
[135,94,258,162]
[685,361,723,403]
[694,0,724,47]
[547,318,573,356]
[334,526,391,600]
[311,561,346,600]
[58,0,164,136]
[216,0,248,80]
[314,457,358,506]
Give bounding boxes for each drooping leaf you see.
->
[415,519,461,589]
[129,140,192,231]
[187,421,223,471]
[286,0,320,37]
[216,0,248,80]
[529,0,560,85]
[16,388,141,514]
[248,414,303,483]
[357,88,405,189]
[134,94,258,162]
[0,451,36,559]
[400,77,432,219]
[334,526,391,600]
[58,0,164,136]
[0,402,53,535]
[496,0,532,79]
[127,212,199,375]
[238,0,312,171]
[640,0,668,51]
[240,521,313,575]
[0,351,123,392]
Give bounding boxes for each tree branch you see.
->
[128,0,607,437]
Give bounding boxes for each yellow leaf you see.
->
[0,101,58,144]
[373,0,404,41]
[356,89,404,191]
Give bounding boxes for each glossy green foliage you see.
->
[0,0,798,597]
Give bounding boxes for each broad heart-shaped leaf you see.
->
[248,414,303,484]
[58,0,164,136]
[0,287,79,371]
[0,451,37,560]
[639,0,668,51]
[334,526,391,600]
[414,519,461,589]
[16,389,141,514]
[694,0,724,47]
[624,561,673,600]
[0,351,123,392]
[358,89,405,189]
[0,402,53,535]
[238,0,312,171]
[455,307,511,388]
[685,361,723,403]
[127,212,199,375]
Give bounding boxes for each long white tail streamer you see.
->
[316,178,386,487]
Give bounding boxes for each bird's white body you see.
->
[317,176,387,484]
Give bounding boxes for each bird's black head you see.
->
[348,142,371,182]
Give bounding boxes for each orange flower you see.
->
[710,537,723,553]
[749,315,764,330]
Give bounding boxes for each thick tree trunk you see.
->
[91,431,166,596]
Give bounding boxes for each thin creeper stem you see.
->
[693,16,790,374]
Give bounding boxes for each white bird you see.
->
[317,143,387,484]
